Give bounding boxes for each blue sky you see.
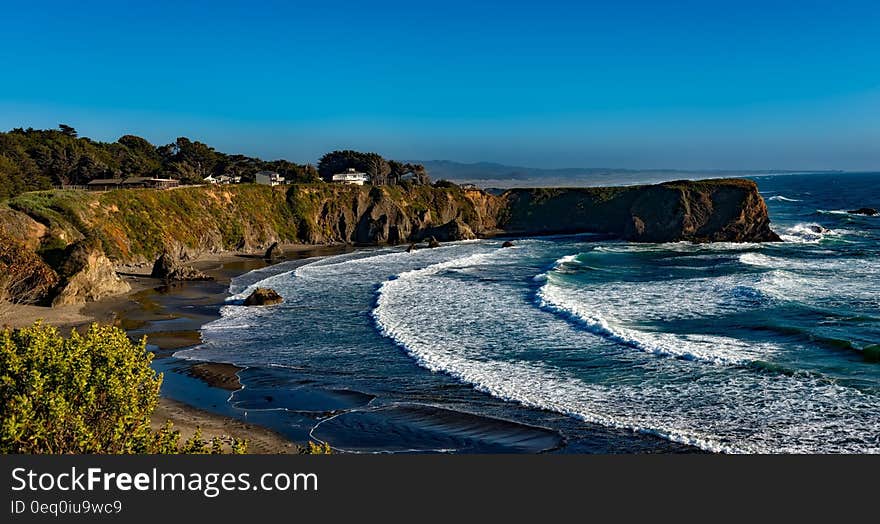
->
[1,0,879,169]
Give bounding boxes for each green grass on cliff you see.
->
[8,185,300,261]
[4,183,484,262]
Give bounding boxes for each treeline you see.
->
[317,150,430,186]
[0,125,430,199]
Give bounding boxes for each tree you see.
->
[159,137,219,183]
[317,150,390,184]
[0,322,247,454]
[363,152,391,185]
[389,160,430,186]
[58,124,77,137]
[117,135,162,176]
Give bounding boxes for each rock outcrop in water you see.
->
[848,207,878,216]
[244,287,283,306]
[501,179,781,243]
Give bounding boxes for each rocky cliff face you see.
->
[500,179,780,243]
[0,178,779,294]
[287,184,496,245]
[0,231,59,304]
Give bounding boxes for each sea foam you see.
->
[371,247,880,453]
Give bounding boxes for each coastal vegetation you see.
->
[317,150,429,186]
[0,126,431,199]
[0,322,246,454]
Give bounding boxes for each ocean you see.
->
[176,173,880,453]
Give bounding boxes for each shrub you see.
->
[0,322,246,454]
[303,441,333,455]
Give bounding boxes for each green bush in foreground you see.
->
[0,322,246,454]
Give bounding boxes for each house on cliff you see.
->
[87,177,179,191]
[332,168,369,185]
[255,171,285,186]
[204,174,241,185]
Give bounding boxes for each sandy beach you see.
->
[1,243,350,454]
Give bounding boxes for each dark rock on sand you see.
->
[848,207,878,216]
[51,239,131,307]
[151,250,179,278]
[243,287,283,306]
[264,241,284,260]
[151,250,213,281]
[501,240,515,248]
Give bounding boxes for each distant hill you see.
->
[413,160,838,188]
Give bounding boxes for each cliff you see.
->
[0,178,778,304]
[500,179,780,243]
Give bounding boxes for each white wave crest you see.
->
[534,272,771,366]
[777,223,835,243]
[372,251,880,453]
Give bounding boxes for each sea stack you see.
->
[243,287,283,306]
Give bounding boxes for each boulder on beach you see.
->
[150,250,178,279]
[501,240,515,248]
[848,207,878,216]
[264,241,284,260]
[243,287,283,306]
[150,250,212,281]
[51,240,131,307]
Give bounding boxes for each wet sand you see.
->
[151,398,297,454]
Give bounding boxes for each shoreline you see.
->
[1,243,352,454]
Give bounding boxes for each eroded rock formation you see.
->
[51,240,131,307]
[501,179,781,243]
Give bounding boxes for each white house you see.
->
[331,168,369,185]
[255,171,285,186]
